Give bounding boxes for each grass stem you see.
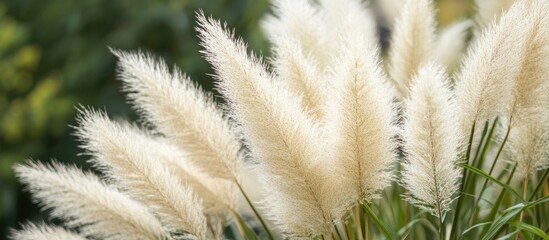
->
[515,177,529,240]
[235,181,274,240]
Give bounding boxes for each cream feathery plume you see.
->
[402,63,461,217]
[325,33,397,205]
[111,50,242,181]
[11,223,86,240]
[157,139,237,215]
[508,0,549,125]
[197,14,336,238]
[454,1,529,137]
[506,0,549,179]
[76,110,207,239]
[14,161,168,240]
[270,34,326,119]
[507,112,549,178]
[81,119,235,215]
[433,21,472,73]
[261,0,330,69]
[388,0,437,99]
[262,0,328,120]
[318,0,379,52]
[475,0,517,29]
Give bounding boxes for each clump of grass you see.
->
[11,0,549,239]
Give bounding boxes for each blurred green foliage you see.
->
[0,0,268,237]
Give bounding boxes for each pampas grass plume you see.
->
[76,110,207,239]
[454,1,530,136]
[14,161,168,240]
[197,13,337,238]
[388,0,436,99]
[11,223,86,240]
[325,34,397,205]
[402,63,461,217]
[112,50,242,181]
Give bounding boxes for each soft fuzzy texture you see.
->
[388,0,437,99]
[11,223,86,240]
[14,161,168,240]
[325,33,397,206]
[76,110,208,239]
[262,0,329,71]
[402,63,461,217]
[507,113,549,178]
[508,0,549,125]
[112,50,242,181]
[433,20,472,73]
[454,1,530,137]
[475,0,517,29]
[505,0,549,179]
[197,13,338,238]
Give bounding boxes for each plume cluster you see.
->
[11,0,549,239]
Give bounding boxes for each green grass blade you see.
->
[461,222,493,238]
[497,230,520,240]
[458,163,523,200]
[235,182,274,240]
[450,122,477,240]
[482,197,549,240]
[482,204,525,240]
[230,209,259,240]
[507,222,549,240]
[529,168,549,201]
[466,119,500,224]
[362,203,393,240]
[480,163,517,236]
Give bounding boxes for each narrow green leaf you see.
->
[482,204,525,240]
[496,230,520,240]
[236,182,274,240]
[230,209,259,240]
[529,168,549,201]
[461,222,493,238]
[362,203,393,240]
[450,122,477,240]
[508,222,549,240]
[459,163,523,200]
[482,197,549,240]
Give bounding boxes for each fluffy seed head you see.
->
[11,223,86,240]
[388,0,437,99]
[402,63,461,217]
[197,13,336,238]
[76,109,208,239]
[112,50,242,181]
[14,161,168,240]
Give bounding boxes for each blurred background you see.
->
[0,0,471,238]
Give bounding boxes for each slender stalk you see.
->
[343,217,351,240]
[480,163,517,237]
[450,122,476,239]
[515,177,529,240]
[230,208,256,240]
[472,121,490,166]
[468,122,509,224]
[335,224,344,240]
[232,213,246,240]
[354,205,364,240]
[528,168,549,201]
[362,203,393,240]
[235,181,274,240]
[437,209,444,240]
[346,215,356,240]
[364,207,369,240]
